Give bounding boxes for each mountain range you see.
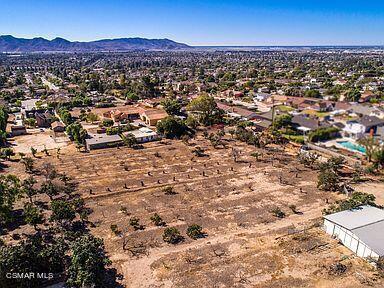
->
[0,35,191,52]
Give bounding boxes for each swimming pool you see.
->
[338,141,366,154]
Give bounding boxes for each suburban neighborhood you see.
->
[0,24,384,288]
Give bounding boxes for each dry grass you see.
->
[7,134,383,287]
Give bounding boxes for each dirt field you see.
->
[9,128,70,154]
[7,135,383,288]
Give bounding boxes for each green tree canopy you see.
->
[186,94,223,126]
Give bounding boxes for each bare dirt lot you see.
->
[8,135,384,288]
[9,128,70,154]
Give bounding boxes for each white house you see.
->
[342,121,365,139]
[254,93,271,102]
[123,127,159,143]
[323,205,384,260]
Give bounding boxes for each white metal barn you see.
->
[323,205,384,260]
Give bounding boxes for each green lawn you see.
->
[276,105,295,112]
[283,134,305,144]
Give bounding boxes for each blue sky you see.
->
[1,0,384,45]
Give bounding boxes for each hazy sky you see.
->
[1,0,384,46]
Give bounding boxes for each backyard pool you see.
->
[338,141,366,154]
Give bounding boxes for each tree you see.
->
[163,186,176,195]
[186,94,223,126]
[273,114,292,130]
[163,227,183,244]
[24,118,36,127]
[126,91,139,101]
[23,203,43,229]
[40,180,60,200]
[50,200,76,225]
[345,89,361,102]
[141,75,158,98]
[41,162,57,181]
[186,224,204,239]
[58,108,73,125]
[317,168,340,192]
[66,122,87,144]
[86,112,99,123]
[0,106,8,133]
[156,116,188,139]
[0,148,14,161]
[231,148,241,162]
[271,207,286,218]
[185,115,198,130]
[0,235,67,287]
[22,176,38,203]
[122,133,137,148]
[304,89,321,98]
[372,146,384,169]
[67,235,111,288]
[30,147,37,157]
[308,127,340,142]
[21,156,34,173]
[323,192,377,214]
[358,137,378,162]
[161,98,181,115]
[0,174,21,224]
[317,156,345,191]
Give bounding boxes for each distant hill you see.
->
[0,35,192,52]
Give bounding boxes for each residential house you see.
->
[51,121,65,133]
[216,102,257,120]
[35,111,55,128]
[360,115,384,136]
[343,116,384,139]
[123,127,159,143]
[85,133,123,150]
[254,93,271,102]
[11,114,27,136]
[139,109,168,126]
[291,115,322,133]
[342,121,366,139]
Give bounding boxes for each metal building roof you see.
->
[323,205,384,230]
[352,220,384,256]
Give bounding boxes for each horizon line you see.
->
[1,34,384,48]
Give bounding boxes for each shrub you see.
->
[110,224,121,235]
[163,227,183,244]
[323,192,377,215]
[129,217,144,230]
[150,213,166,226]
[101,119,114,127]
[308,127,340,142]
[271,207,286,218]
[186,224,204,239]
[163,186,176,195]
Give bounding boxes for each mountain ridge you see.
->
[0,35,191,52]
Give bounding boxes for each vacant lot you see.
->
[9,129,70,154]
[9,135,383,287]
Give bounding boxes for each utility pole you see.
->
[271,96,275,127]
